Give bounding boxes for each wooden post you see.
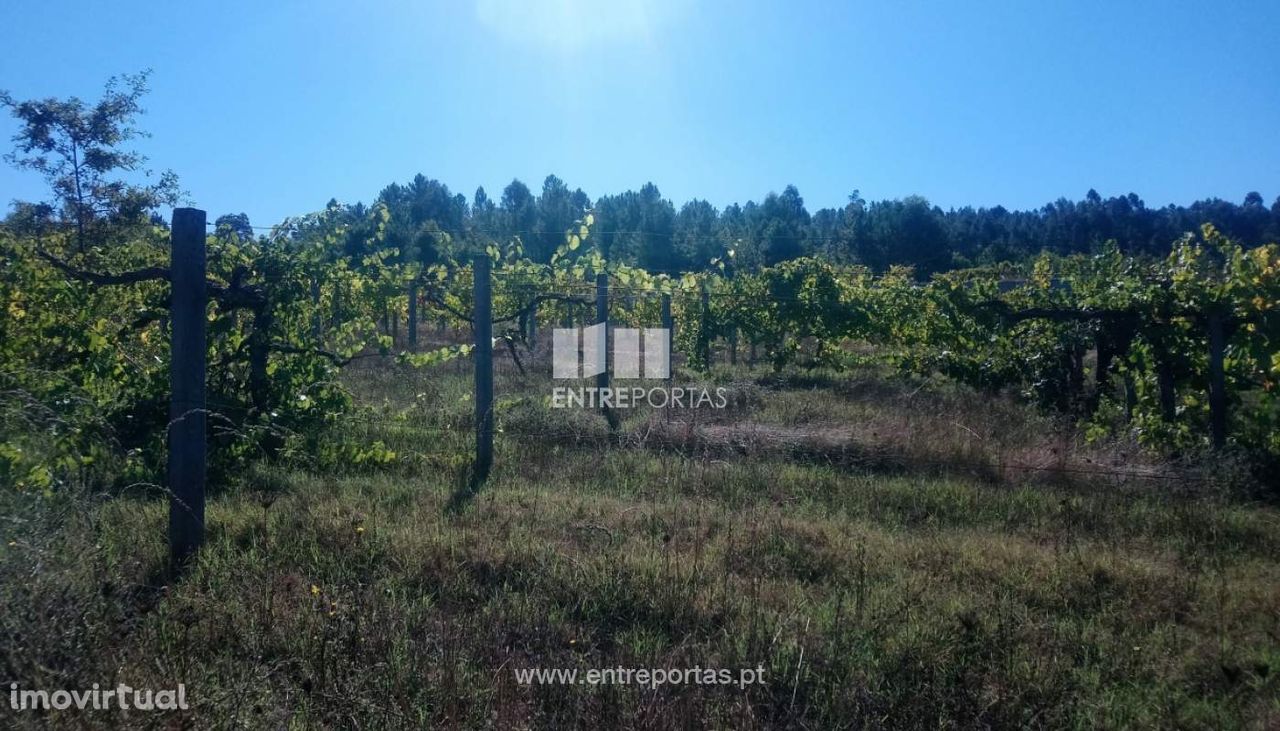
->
[407,281,418,350]
[168,208,207,571]
[596,272,610,412]
[661,293,673,383]
[1153,334,1176,422]
[597,272,620,430]
[699,284,711,369]
[1123,373,1137,421]
[1088,332,1114,416]
[474,257,493,481]
[1208,312,1227,449]
[528,300,538,352]
[596,272,609,392]
[1068,340,1084,411]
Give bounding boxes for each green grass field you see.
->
[3,349,1279,729]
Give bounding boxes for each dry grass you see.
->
[2,351,1278,729]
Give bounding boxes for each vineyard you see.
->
[4,202,1279,494]
[3,201,1280,728]
[4,3,1280,723]
[2,197,1280,727]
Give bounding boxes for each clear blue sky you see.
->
[1,0,1277,227]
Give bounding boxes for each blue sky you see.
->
[1,0,1277,226]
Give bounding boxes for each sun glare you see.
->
[474,0,682,51]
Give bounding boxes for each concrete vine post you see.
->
[596,272,620,431]
[661,293,673,384]
[168,208,208,572]
[1208,312,1228,449]
[473,257,494,481]
[407,280,418,350]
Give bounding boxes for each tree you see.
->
[635,183,677,271]
[862,196,951,277]
[533,174,577,263]
[758,185,811,266]
[214,212,254,242]
[674,199,721,269]
[0,71,181,251]
[1270,195,1280,242]
[831,191,868,264]
[500,179,538,256]
[592,192,633,261]
[1239,191,1269,244]
[405,174,464,232]
[471,186,496,232]
[588,184,678,269]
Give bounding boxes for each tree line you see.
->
[2,74,1277,491]
[221,176,1280,279]
[3,73,1276,279]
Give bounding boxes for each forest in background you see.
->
[5,74,1279,280]
[2,74,1279,492]
[199,176,1280,278]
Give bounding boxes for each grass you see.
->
[2,343,1279,728]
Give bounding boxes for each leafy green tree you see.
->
[634,182,677,271]
[406,174,465,232]
[861,196,951,277]
[471,186,496,232]
[0,71,181,250]
[592,183,677,269]
[500,179,537,254]
[533,174,579,262]
[214,212,254,242]
[674,199,721,269]
[759,185,811,266]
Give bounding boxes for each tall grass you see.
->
[2,353,1277,728]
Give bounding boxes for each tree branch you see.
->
[498,333,526,375]
[36,247,169,285]
[420,289,475,324]
[208,280,266,311]
[493,293,592,324]
[268,342,385,367]
[980,301,1139,323]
